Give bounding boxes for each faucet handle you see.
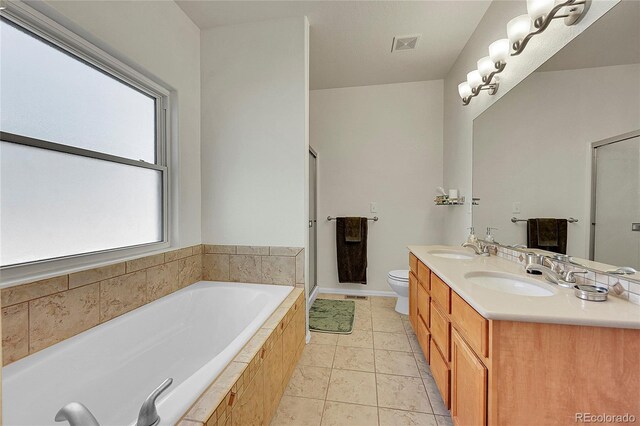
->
[136,378,173,426]
[563,270,588,283]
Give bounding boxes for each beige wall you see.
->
[200,17,310,248]
[473,64,640,257]
[442,0,619,246]
[311,81,444,293]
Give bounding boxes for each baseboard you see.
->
[317,286,396,298]
[308,285,320,308]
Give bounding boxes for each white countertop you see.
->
[408,245,640,329]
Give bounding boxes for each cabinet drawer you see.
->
[416,315,430,363]
[451,292,488,358]
[417,283,429,328]
[430,339,450,408]
[430,301,450,361]
[409,253,418,275]
[431,273,450,313]
[417,261,430,290]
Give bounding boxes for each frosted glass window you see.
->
[0,18,156,162]
[0,142,163,266]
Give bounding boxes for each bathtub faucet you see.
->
[55,402,100,426]
[136,378,173,426]
[54,378,173,426]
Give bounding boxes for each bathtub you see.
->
[3,281,293,426]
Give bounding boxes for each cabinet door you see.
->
[409,271,418,331]
[232,365,265,426]
[451,329,487,426]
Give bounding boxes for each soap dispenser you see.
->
[466,227,478,244]
[485,227,497,243]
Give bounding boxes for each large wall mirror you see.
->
[473,0,640,269]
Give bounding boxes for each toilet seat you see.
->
[388,270,409,282]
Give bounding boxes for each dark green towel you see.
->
[345,217,362,242]
[527,218,568,254]
[336,217,368,284]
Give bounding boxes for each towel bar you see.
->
[327,216,378,222]
[511,217,578,223]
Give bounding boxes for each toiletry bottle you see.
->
[485,227,497,243]
[467,227,477,244]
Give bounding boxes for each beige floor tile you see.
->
[337,330,373,348]
[284,366,331,400]
[423,376,449,415]
[318,294,343,300]
[374,349,420,377]
[373,331,412,352]
[321,401,378,426]
[299,343,337,368]
[407,332,421,352]
[435,414,454,426]
[271,396,325,426]
[378,408,438,426]
[353,312,373,331]
[377,373,432,413]
[326,369,377,406]
[310,332,339,346]
[414,351,432,378]
[333,346,375,372]
[370,296,396,308]
[372,316,405,333]
[403,319,415,335]
[371,306,401,320]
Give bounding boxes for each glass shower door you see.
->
[309,148,318,295]
[593,135,640,269]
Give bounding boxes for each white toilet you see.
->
[387,270,409,315]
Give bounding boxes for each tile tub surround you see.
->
[270,294,453,426]
[1,245,203,365]
[203,245,304,287]
[179,288,306,426]
[492,245,640,306]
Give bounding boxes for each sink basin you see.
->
[464,271,557,297]
[428,250,474,260]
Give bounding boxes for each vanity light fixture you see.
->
[458,0,590,105]
[513,0,591,55]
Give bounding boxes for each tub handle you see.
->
[136,378,173,426]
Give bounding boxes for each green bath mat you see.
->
[309,299,355,334]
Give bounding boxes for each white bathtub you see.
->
[3,281,293,426]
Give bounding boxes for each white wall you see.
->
[201,17,310,247]
[35,0,202,248]
[473,64,640,258]
[442,0,619,246]
[311,81,444,293]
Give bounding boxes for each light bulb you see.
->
[467,70,483,90]
[489,39,510,63]
[507,15,532,46]
[458,82,472,99]
[477,56,495,78]
[527,0,555,22]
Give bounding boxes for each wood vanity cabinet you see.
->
[409,253,640,426]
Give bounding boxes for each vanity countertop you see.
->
[408,245,640,329]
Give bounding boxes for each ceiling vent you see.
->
[391,35,420,52]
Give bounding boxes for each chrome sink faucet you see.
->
[525,264,587,287]
[55,378,173,426]
[462,241,490,256]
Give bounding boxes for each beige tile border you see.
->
[1,245,204,365]
[181,288,305,425]
[202,245,303,287]
[2,244,308,367]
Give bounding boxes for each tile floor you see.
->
[271,295,453,426]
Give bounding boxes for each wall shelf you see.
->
[435,196,465,206]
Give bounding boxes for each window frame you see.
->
[0,2,171,281]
